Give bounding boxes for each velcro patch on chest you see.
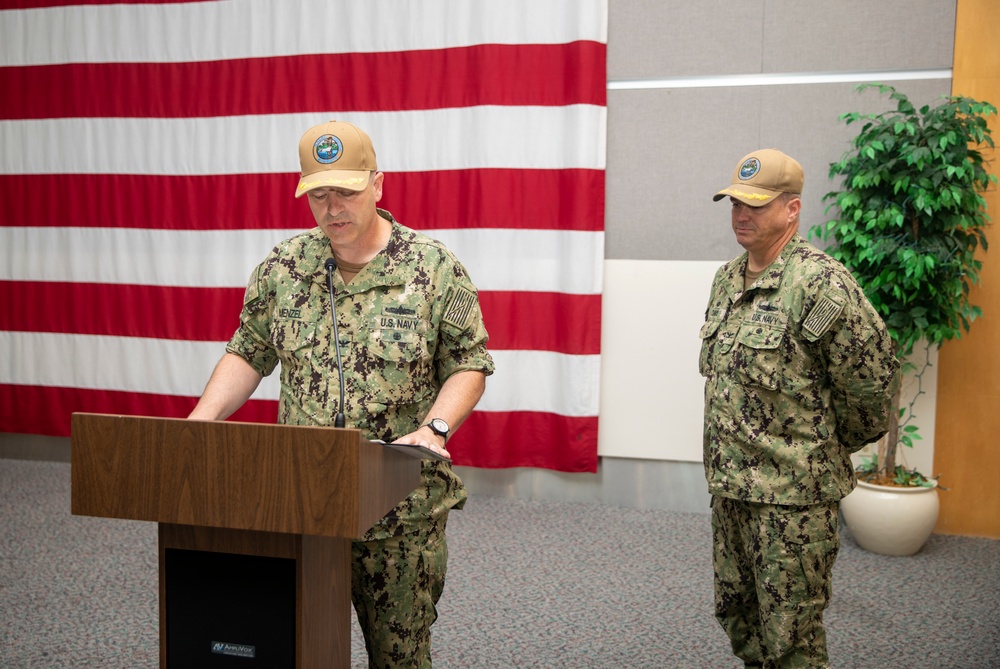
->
[802,295,844,338]
[443,286,477,329]
[707,305,728,321]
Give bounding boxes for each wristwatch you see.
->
[424,418,450,442]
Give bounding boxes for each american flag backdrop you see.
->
[0,0,607,473]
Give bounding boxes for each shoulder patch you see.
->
[443,286,477,329]
[802,295,843,338]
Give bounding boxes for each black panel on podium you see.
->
[164,549,296,668]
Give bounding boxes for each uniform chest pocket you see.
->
[360,326,433,408]
[366,327,430,364]
[732,323,785,390]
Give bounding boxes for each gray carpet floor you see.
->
[2,459,998,668]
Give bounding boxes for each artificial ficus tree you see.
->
[811,83,996,486]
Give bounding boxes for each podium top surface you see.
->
[70,413,421,538]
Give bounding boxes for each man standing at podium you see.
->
[189,119,495,668]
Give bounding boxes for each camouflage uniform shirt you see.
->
[227,209,495,540]
[699,235,899,505]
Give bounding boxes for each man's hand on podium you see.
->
[391,428,452,461]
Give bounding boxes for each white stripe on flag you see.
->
[1,0,608,66]
[2,227,604,295]
[1,107,607,175]
[0,332,597,416]
[475,349,601,416]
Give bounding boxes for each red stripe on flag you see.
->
[0,281,245,342]
[382,170,606,235]
[480,292,600,355]
[448,410,599,473]
[1,384,597,474]
[2,1,210,8]
[1,281,600,355]
[1,43,606,119]
[0,383,276,437]
[1,169,604,232]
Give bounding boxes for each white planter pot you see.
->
[840,480,940,556]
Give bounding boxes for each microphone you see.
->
[324,257,347,429]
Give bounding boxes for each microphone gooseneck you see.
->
[325,258,347,429]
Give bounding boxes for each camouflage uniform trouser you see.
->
[711,496,840,669]
[351,514,449,669]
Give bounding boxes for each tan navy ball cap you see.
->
[295,120,378,198]
[713,148,804,206]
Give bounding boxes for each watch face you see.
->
[429,418,449,434]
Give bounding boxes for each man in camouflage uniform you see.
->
[699,149,899,668]
[189,120,494,668]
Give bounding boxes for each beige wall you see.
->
[934,0,1000,538]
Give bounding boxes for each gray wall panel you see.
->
[609,0,955,80]
[763,1,956,74]
[606,78,953,261]
[608,0,765,79]
[606,86,757,261]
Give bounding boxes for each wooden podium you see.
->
[70,412,422,668]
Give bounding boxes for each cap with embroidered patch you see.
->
[713,149,803,206]
[295,120,378,198]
